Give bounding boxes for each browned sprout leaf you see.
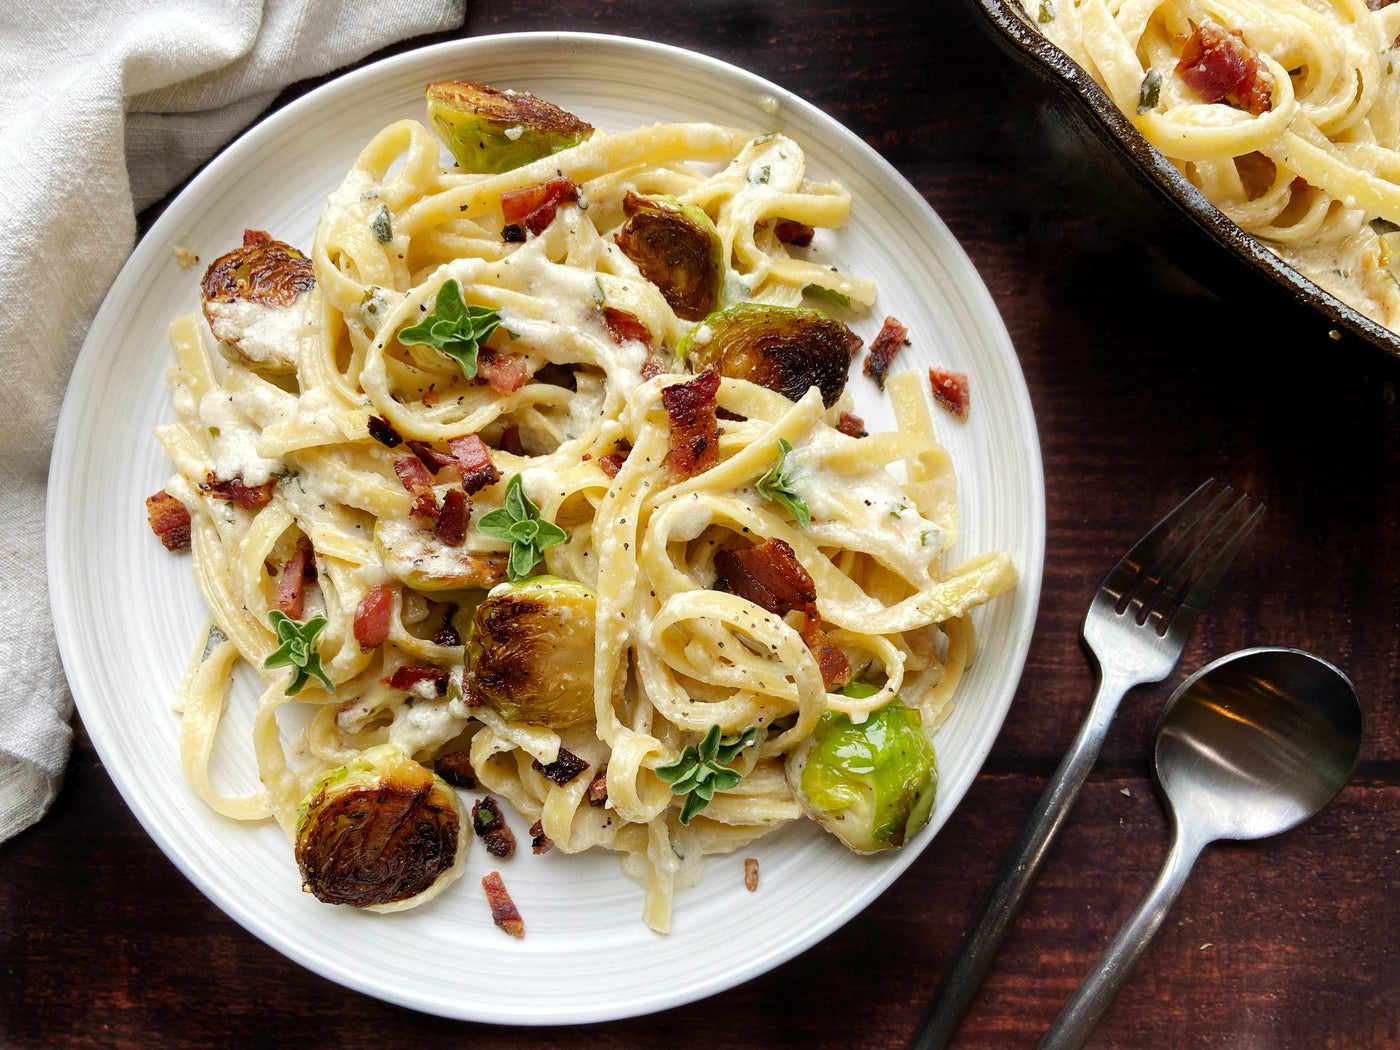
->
[614,192,724,321]
[425,80,593,174]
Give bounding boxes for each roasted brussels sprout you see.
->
[425,80,594,174]
[614,193,724,321]
[373,518,508,591]
[679,303,858,408]
[294,744,468,910]
[200,231,315,374]
[465,575,597,728]
[786,690,937,854]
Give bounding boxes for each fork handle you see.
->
[909,668,1143,1050]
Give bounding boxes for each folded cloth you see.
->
[0,0,465,843]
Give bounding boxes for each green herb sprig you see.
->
[656,724,759,824]
[755,438,811,527]
[264,611,334,696]
[397,279,503,380]
[477,473,567,580]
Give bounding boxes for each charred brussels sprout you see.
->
[425,80,593,174]
[786,692,937,854]
[294,744,468,911]
[614,193,724,321]
[200,233,315,374]
[679,303,857,408]
[465,575,597,728]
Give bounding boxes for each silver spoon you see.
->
[1038,646,1363,1050]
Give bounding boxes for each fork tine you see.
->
[1159,499,1265,641]
[1097,479,1224,609]
[1136,490,1253,628]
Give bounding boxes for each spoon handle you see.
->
[1036,826,1206,1050]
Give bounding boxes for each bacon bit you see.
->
[1176,20,1274,115]
[433,604,461,647]
[774,220,814,247]
[602,306,654,349]
[482,871,524,938]
[662,369,721,483]
[500,177,579,239]
[435,489,470,547]
[587,771,609,806]
[640,354,668,380]
[799,611,853,690]
[434,751,476,788]
[597,441,632,479]
[477,351,531,395]
[531,747,591,786]
[529,820,554,854]
[243,229,273,247]
[929,367,971,420]
[385,664,449,696]
[744,857,760,891]
[862,316,909,391]
[836,411,867,438]
[448,434,500,494]
[499,425,525,456]
[145,491,191,551]
[472,797,517,858]
[407,439,456,474]
[353,584,394,651]
[274,537,315,619]
[367,415,402,447]
[393,456,439,522]
[714,538,818,615]
[201,472,276,510]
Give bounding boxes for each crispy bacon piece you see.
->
[353,584,394,651]
[201,472,276,510]
[929,366,971,420]
[434,604,462,647]
[597,441,632,479]
[435,488,470,547]
[531,747,590,786]
[715,538,851,688]
[498,424,525,456]
[500,176,579,239]
[862,316,909,391]
[744,857,760,891]
[640,354,668,380]
[243,229,272,247]
[1176,20,1274,114]
[434,751,477,788]
[529,820,554,855]
[407,439,456,474]
[662,369,721,483]
[602,306,653,349]
[836,411,867,438]
[385,664,449,695]
[482,871,525,938]
[587,771,609,806]
[274,537,315,619]
[367,415,402,447]
[472,797,517,858]
[477,351,531,395]
[145,491,191,551]
[393,456,439,522]
[714,538,817,615]
[448,434,500,494]
[774,220,814,247]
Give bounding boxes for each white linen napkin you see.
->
[0,0,465,843]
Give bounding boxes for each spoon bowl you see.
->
[1039,647,1363,1050]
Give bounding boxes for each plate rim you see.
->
[47,29,1046,1023]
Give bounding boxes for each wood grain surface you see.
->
[5,1,1398,1047]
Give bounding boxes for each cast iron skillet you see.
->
[968,0,1400,365]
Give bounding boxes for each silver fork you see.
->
[910,479,1264,1050]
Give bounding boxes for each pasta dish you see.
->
[147,81,1016,933]
[1025,0,1400,332]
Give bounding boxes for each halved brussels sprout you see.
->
[786,691,937,854]
[200,233,315,374]
[294,744,468,910]
[465,575,596,728]
[679,303,857,408]
[425,80,594,174]
[374,518,508,591]
[614,193,724,321]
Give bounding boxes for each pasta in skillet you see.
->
[150,82,1016,932]
[1027,0,1400,331]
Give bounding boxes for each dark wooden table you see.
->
[6,2,1398,1047]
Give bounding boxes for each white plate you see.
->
[47,32,1044,1023]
